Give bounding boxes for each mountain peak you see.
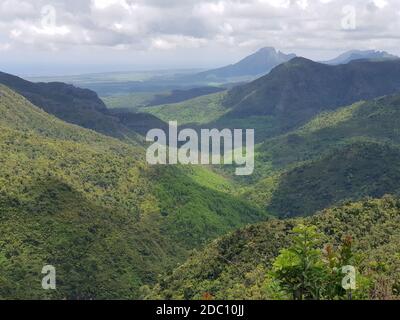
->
[256,47,277,54]
[255,46,297,59]
[222,58,400,138]
[324,49,399,65]
[285,56,317,65]
[196,47,296,80]
[269,56,319,72]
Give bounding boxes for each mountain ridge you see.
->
[235,93,400,217]
[213,57,400,140]
[147,196,400,300]
[197,47,296,79]
[324,50,399,65]
[0,71,166,143]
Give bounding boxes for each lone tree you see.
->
[272,224,363,300]
[272,225,327,300]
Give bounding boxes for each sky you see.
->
[0,0,399,76]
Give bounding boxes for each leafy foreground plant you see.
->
[271,225,369,300]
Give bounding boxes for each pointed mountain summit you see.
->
[193,47,296,81]
[323,50,399,65]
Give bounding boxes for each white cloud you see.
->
[0,0,35,19]
[194,1,226,15]
[151,35,207,50]
[373,0,388,9]
[258,0,291,9]
[0,0,399,69]
[91,0,128,10]
[0,43,11,51]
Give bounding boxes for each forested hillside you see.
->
[2,0,400,303]
[0,85,267,299]
[0,71,165,144]
[142,59,400,143]
[212,58,400,140]
[226,94,400,217]
[143,92,229,125]
[2,57,400,301]
[147,196,400,300]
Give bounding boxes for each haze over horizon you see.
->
[1,0,400,76]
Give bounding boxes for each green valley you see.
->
[237,94,400,217]
[0,85,267,299]
[142,92,229,126]
[3,0,400,304]
[2,49,400,302]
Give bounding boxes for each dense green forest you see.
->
[141,82,400,219]
[0,71,167,144]
[120,61,400,300]
[210,58,400,141]
[2,54,400,300]
[147,196,400,300]
[0,85,267,299]
[235,94,400,216]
